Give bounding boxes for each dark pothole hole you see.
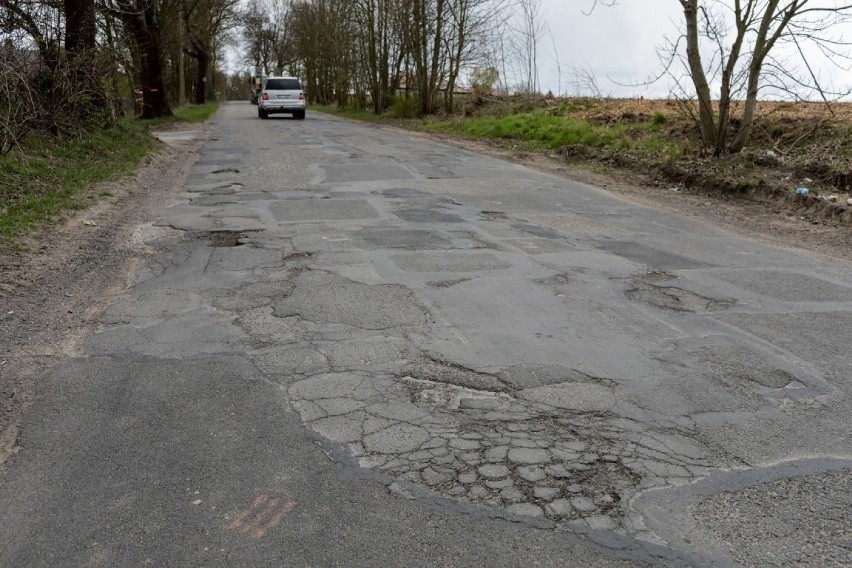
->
[192,230,257,247]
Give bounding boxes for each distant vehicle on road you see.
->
[257,77,306,120]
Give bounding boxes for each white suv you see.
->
[257,76,306,120]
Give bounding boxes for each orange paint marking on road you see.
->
[241,498,279,534]
[252,499,295,539]
[224,494,268,531]
[224,489,295,539]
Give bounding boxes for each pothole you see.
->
[624,271,735,313]
[207,230,252,247]
[188,230,256,247]
[481,210,509,220]
[400,376,512,411]
[283,251,315,262]
[287,366,721,532]
[404,357,510,393]
[371,412,641,528]
[426,278,471,288]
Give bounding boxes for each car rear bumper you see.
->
[259,101,305,112]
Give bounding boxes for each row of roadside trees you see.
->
[241,0,549,116]
[1,0,240,154]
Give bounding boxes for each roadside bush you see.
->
[0,49,42,154]
[388,96,420,119]
[470,67,499,104]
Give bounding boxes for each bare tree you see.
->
[289,0,355,105]
[443,0,506,112]
[514,0,544,94]
[567,60,605,98]
[64,0,104,120]
[242,0,290,76]
[402,0,448,115]
[592,0,852,154]
[353,0,405,113]
[104,0,172,117]
[0,38,42,152]
[182,0,239,103]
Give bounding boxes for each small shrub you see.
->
[652,112,667,126]
[388,96,420,119]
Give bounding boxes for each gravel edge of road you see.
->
[0,138,198,468]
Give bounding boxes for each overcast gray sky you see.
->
[538,0,679,96]
[538,0,852,99]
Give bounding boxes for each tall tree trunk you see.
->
[64,0,96,52]
[729,0,792,153]
[193,52,209,104]
[64,0,108,122]
[140,35,170,118]
[682,0,716,150]
[117,0,172,118]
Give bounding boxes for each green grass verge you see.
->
[0,102,220,247]
[421,113,629,150]
[0,120,157,246]
[310,104,383,122]
[313,104,674,158]
[142,101,221,126]
[173,101,220,123]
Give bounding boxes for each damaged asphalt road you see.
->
[1,103,850,566]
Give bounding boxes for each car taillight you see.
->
[299,93,305,101]
[262,93,269,100]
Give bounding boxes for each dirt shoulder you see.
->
[0,139,197,467]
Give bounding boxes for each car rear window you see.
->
[264,78,301,90]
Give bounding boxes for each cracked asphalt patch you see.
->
[219,267,726,532]
[214,114,852,564]
[272,270,429,329]
[188,110,851,565]
[9,106,850,567]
